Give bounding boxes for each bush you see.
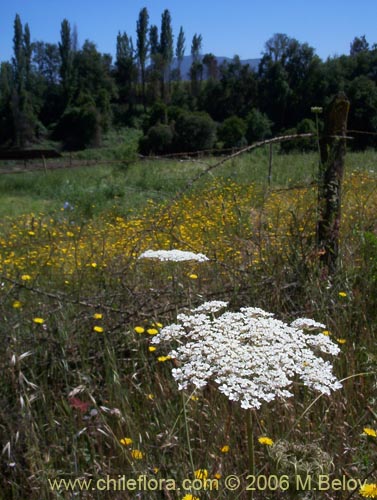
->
[53,104,100,150]
[173,111,216,152]
[218,116,247,148]
[280,118,317,153]
[138,123,173,155]
[245,108,272,144]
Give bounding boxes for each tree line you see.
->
[0,9,377,152]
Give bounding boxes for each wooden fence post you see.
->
[317,92,350,274]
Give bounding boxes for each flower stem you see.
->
[246,409,255,500]
[182,392,195,474]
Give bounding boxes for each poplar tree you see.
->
[12,14,35,146]
[159,9,173,99]
[175,26,185,80]
[59,19,73,103]
[136,7,149,110]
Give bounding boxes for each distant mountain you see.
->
[170,55,260,80]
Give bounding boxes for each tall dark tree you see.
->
[350,35,369,56]
[23,23,32,88]
[149,25,159,56]
[203,53,218,80]
[175,26,185,80]
[148,25,162,101]
[0,62,14,144]
[136,7,149,110]
[115,31,138,112]
[190,34,203,97]
[59,19,73,103]
[159,9,173,100]
[11,14,36,146]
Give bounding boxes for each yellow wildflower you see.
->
[12,301,22,309]
[93,326,104,333]
[220,445,230,453]
[134,326,145,334]
[338,292,347,298]
[363,427,377,438]
[359,483,377,498]
[93,313,103,319]
[258,436,274,446]
[188,274,198,279]
[148,346,157,352]
[157,356,171,362]
[147,328,158,335]
[194,469,208,480]
[131,449,143,460]
[33,317,45,324]
[21,274,31,281]
[120,437,133,446]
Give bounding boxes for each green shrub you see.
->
[173,111,216,152]
[218,116,247,148]
[139,123,173,155]
[53,104,100,150]
[280,118,317,153]
[245,108,272,144]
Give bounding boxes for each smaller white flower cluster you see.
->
[138,249,209,263]
[152,301,342,410]
[290,318,326,330]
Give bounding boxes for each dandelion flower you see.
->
[12,301,22,309]
[131,449,143,460]
[194,469,208,480]
[359,483,377,498]
[363,428,377,438]
[93,313,103,319]
[147,328,159,335]
[120,437,133,446]
[93,326,104,333]
[338,292,347,298]
[258,436,274,446]
[134,326,145,334]
[157,356,172,362]
[220,445,230,453]
[33,317,45,324]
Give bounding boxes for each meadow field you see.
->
[1,138,377,499]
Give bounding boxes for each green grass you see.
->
[1,143,377,499]
[0,144,376,221]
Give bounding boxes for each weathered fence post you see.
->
[317,92,350,274]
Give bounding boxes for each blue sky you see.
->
[0,0,376,63]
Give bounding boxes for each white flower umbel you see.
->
[152,301,342,410]
[138,249,209,263]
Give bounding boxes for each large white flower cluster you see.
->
[138,249,209,263]
[152,301,342,410]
